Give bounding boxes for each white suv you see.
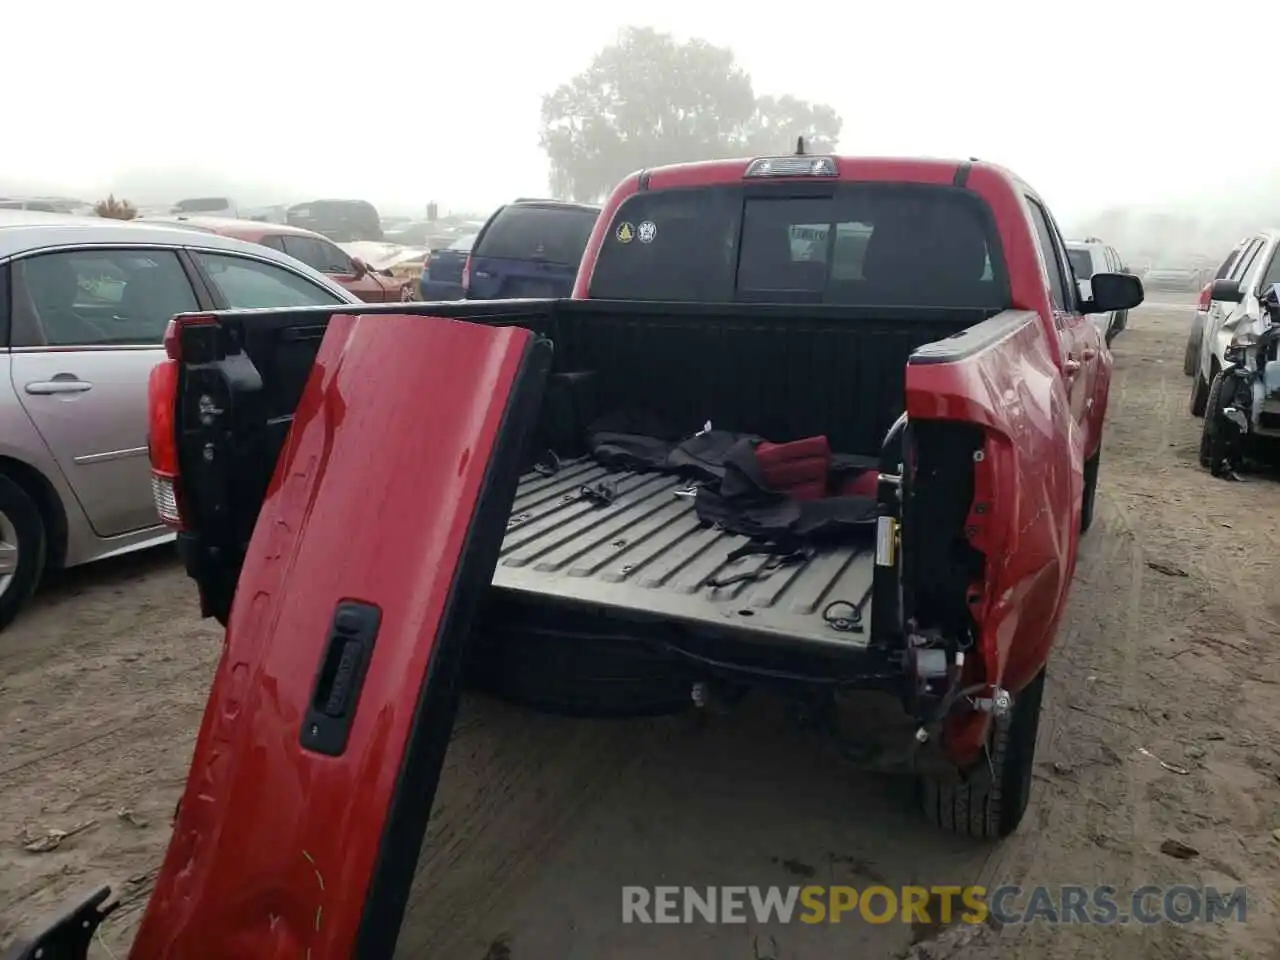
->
[1066,237,1129,344]
[1190,227,1280,417]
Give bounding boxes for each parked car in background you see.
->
[1190,228,1280,416]
[0,199,59,213]
[1184,239,1246,376]
[241,204,288,224]
[286,198,383,241]
[0,197,93,214]
[382,219,437,246]
[462,199,600,299]
[1143,264,1203,291]
[0,210,361,630]
[171,197,237,218]
[1066,237,1130,344]
[143,216,415,302]
[418,232,476,300]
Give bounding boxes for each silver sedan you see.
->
[0,211,361,629]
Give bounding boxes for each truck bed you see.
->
[491,459,876,651]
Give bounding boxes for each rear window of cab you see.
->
[586,183,1009,308]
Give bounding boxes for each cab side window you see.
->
[1041,207,1080,313]
[1026,199,1068,313]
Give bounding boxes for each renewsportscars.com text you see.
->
[621,885,1247,926]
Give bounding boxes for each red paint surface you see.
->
[130,313,532,959]
[575,154,1113,765]
[904,317,1076,762]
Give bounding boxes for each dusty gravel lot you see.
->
[3,294,1280,959]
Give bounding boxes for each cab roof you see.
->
[630,155,1021,192]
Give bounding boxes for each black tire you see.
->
[1080,450,1100,534]
[465,630,695,718]
[1189,370,1210,417]
[918,667,1047,840]
[1183,313,1205,376]
[0,474,47,632]
[1199,372,1234,471]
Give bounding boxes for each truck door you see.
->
[1025,198,1099,453]
[129,313,551,959]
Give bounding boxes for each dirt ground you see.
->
[3,293,1280,959]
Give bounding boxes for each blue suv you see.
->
[418,232,477,300]
[461,199,600,300]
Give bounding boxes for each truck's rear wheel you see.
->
[918,667,1046,840]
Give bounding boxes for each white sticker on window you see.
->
[638,221,657,244]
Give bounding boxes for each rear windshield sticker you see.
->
[638,221,657,244]
[615,221,635,244]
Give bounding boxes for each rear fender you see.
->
[1086,330,1113,460]
[905,310,1077,765]
[131,312,551,958]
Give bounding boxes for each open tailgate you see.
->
[6,311,550,959]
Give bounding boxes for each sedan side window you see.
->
[282,236,354,275]
[11,248,198,348]
[195,252,346,309]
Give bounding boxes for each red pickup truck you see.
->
[7,152,1142,960]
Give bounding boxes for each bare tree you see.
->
[94,194,138,220]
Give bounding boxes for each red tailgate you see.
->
[130,312,550,958]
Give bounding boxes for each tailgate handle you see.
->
[300,600,382,757]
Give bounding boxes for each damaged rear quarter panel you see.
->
[905,311,1078,761]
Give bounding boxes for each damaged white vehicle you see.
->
[1191,228,1280,420]
[1200,282,1280,476]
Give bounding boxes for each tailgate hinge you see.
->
[2,885,118,960]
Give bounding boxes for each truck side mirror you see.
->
[1082,273,1144,315]
[1210,278,1244,304]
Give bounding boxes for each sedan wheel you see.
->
[0,475,47,632]
[0,513,20,597]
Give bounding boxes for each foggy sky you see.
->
[5,0,1277,223]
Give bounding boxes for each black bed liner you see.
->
[490,459,876,651]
